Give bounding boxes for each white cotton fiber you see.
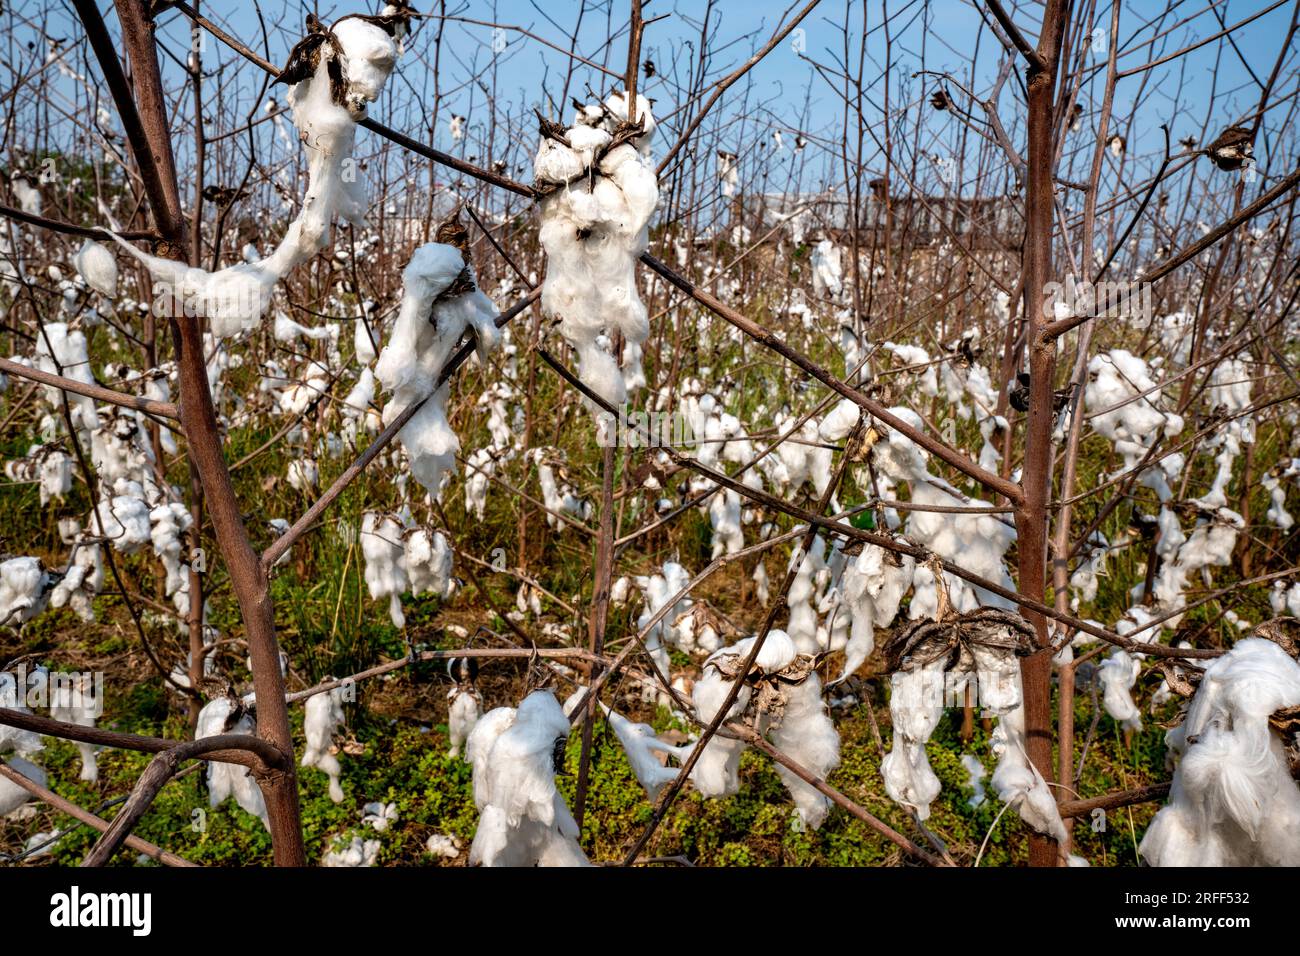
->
[107,18,398,337]
[0,557,52,626]
[302,687,347,803]
[360,512,408,627]
[1141,638,1300,866]
[466,692,589,867]
[535,93,659,418]
[374,242,499,497]
[195,697,269,830]
[73,239,117,297]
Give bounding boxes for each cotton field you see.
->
[0,0,1299,889]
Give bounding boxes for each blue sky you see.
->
[5,1,1296,201]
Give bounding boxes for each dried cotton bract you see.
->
[535,93,659,422]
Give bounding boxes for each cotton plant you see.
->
[878,610,1084,859]
[1140,638,1300,866]
[534,91,659,422]
[106,16,401,338]
[464,690,588,867]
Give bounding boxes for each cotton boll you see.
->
[195,697,269,830]
[330,18,399,110]
[354,318,378,364]
[1084,350,1183,499]
[375,241,499,497]
[767,671,839,829]
[689,660,752,797]
[466,691,589,867]
[322,834,381,867]
[602,705,689,800]
[785,537,827,655]
[49,526,103,623]
[48,672,101,783]
[1141,639,1300,866]
[281,456,318,495]
[1098,650,1143,732]
[149,502,193,614]
[0,757,46,817]
[991,701,1072,846]
[464,447,494,520]
[707,487,744,558]
[302,687,347,803]
[837,544,915,682]
[0,556,53,625]
[404,527,454,599]
[362,801,399,832]
[11,176,41,215]
[426,833,462,859]
[33,323,97,436]
[811,239,843,299]
[818,398,860,442]
[448,685,482,758]
[882,658,945,820]
[1262,473,1294,530]
[1152,508,1243,617]
[72,239,117,297]
[535,95,659,420]
[360,512,408,627]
